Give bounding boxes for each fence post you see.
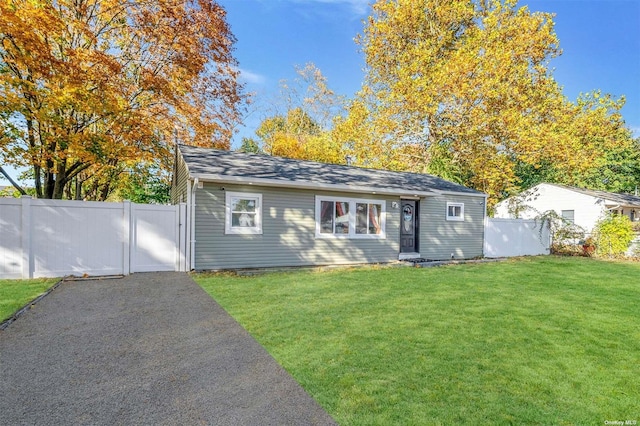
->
[483,215,488,257]
[20,195,32,279]
[123,200,131,275]
[173,204,178,272]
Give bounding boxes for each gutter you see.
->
[434,189,488,199]
[189,173,486,199]
[606,204,621,211]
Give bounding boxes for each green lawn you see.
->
[195,257,640,425]
[0,278,60,323]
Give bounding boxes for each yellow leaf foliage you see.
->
[339,0,634,206]
[0,0,245,199]
[255,63,346,165]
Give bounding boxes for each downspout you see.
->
[189,178,199,271]
[482,195,488,258]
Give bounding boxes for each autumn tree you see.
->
[0,0,244,200]
[339,0,634,205]
[254,63,346,164]
[515,92,638,193]
[524,107,635,204]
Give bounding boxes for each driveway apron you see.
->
[0,272,336,426]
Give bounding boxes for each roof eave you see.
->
[435,189,487,198]
[603,200,640,208]
[189,173,461,198]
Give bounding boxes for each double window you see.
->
[225,192,262,234]
[446,202,464,221]
[316,196,386,238]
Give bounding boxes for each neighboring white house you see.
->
[494,183,640,233]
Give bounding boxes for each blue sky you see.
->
[2,0,639,185]
[223,0,640,145]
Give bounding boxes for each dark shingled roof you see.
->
[547,183,640,207]
[178,145,484,196]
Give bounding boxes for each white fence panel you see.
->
[30,200,125,278]
[131,203,185,273]
[484,218,550,258]
[0,196,187,279]
[0,198,23,278]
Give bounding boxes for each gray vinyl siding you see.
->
[419,195,485,260]
[171,154,189,205]
[194,183,400,270]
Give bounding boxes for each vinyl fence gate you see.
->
[0,197,187,279]
[484,217,550,258]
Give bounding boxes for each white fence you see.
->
[1,197,552,278]
[130,203,187,273]
[484,218,550,258]
[0,197,187,279]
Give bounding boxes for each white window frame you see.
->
[561,209,575,224]
[446,202,464,221]
[315,196,386,239]
[225,191,263,235]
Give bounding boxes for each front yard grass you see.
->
[195,256,640,425]
[0,278,60,323]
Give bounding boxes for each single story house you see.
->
[494,182,640,232]
[172,145,487,270]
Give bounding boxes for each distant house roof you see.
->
[178,145,485,198]
[546,183,640,207]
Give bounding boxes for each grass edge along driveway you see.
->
[0,278,60,323]
[195,257,640,425]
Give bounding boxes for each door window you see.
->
[403,205,413,232]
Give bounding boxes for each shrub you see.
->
[582,237,596,257]
[537,210,586,255]
[593,214,634,257]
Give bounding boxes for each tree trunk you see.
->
[44,160,55,199]
[34,165,43,198]
[75,177,82,200]
[99,182,111,201]
[52,159,67,199]
[25,117,42,198]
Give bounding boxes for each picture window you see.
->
[316,196,386,239]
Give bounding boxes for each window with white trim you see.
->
[561,209,575,224]
[316,196,386,238]
[225,192,262,234]
[446,202,464,221]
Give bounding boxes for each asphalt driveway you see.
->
[0,272,336,425]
